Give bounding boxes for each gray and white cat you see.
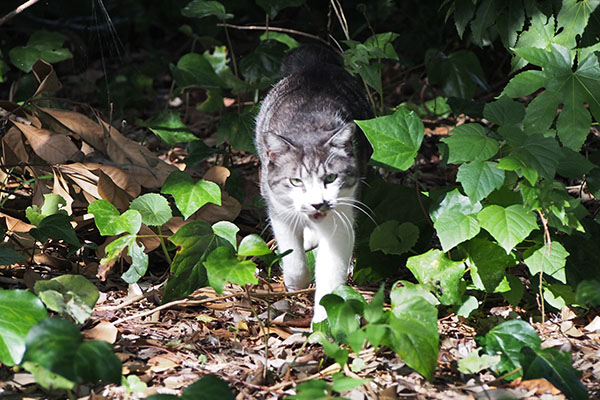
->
[255,45,373,323]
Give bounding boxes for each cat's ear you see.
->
[326,122,355,148]
[263,133,295,162]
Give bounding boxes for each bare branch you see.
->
[0,0,42,27]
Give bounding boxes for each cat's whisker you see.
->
[337,197,376,216]
[336,200,377,225]
[333,209,352,241]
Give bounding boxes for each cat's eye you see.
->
[324,174,337,184]
[289,178,303,187]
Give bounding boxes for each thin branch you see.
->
[216,23,331,47]
[0,0,42,26]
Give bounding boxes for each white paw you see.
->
[312,304,327,324]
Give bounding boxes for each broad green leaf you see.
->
[521,347,588,400]
[130,193,172,227]
[558,147,596,178]
[406,249,465,305]
[544,283,576,310]
[24,318,121,384]
[470,0,499,46]
[389,281,439,307]
[286,379,330,399]
[497,133,562,185]
[319,294,361,343]
[179,375,236,400]
[576,280,600,307]
[9,30,72,72]
[503,274,525,306]
[0,289,48,366]
[495,0,525,48]
[364,285,385,324]
[216,106,258,153]
[434,208,480,252]
[456,295,479,318]
[101,234,137,265]
[171,53,224,90]
[181,0,233,20]
[330,372,370,393]
[426,49,487,98]
[523,241,569,283]
[21,360,75,390]
[468,238,517,293]
[203,246,257,294]
[34,275,99,324]
[0,247,26,266]
[259,32,300,49]
[554,0,600,49]
[457,161,505,203]
[478,205,538,253]
[163,221,216,302]
[483,320,541,379]
[238,234,271,257]
[458,350,500,374]
[511,13,555,71]
[161,171,221,220]
[30,214,81,248]
[212,221,239,250]
[121,240,148,284]
[356,108,424,171]
[88,200,142,236]
[369,220,419,255]
[453,0,475,38]
[483,95,525,126]
[239,40,287,80]
[26,193,67,226]
[502,70,546,98]
[387,293,439,380]
[441,124,498,163]
[141,110,199,146]
[430,188,482,222]
[308,331,349,367]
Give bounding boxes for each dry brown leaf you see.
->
[23,270,43,290]
[86,162,141,198]
[14,121,81,164]
[0,212,35,233]
[97,169,131,210]
[137,225,161,253]
[163,216,186,235]
[513,378,561,395]
[203,165,231,187]
[31,59,61,96]
[148,354,179,373]
[33,253,71,270]
[584,316,600,333]
[38,107,106,151]
[56,163,101,199]
[2,127,29,165]
[83,320,119,343]
[52,171,74,215]
[194,191,241,223]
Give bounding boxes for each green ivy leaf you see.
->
[363,285,385,324]
[308,331,349,367]
[320,293,362,344]
[161,171,221,220]
[331,372,370,393]
[576,280,600,307]
[163,221,218,302]
[216,106,258,153]
[441,123,498,163]
[431,189,482,251]
[406,249,465,305]
[239,40,287,81]
[34,275,99,324]
[470,0,500,46]
[523,241,569,283]
[356,108,424,171]
[0,289,48,366]
[203,246,257,294]
[178,375,236,400]
[554,0,600,49]
[170,53,224,90]
[521,347,588,400]
[482,320,541,379]
[386,292,439,380]
[141,110,199,146]
[24,318,121,384]
[483,95,525,126]
[181,0,233,20]
[212,221,239,250]
[369,220,419,255]
[130,193,172,227]
[101,234,136,265]
[30,214,81,248]
[457,160,505,203]
[458,350,501,374]
[121,240,148,284]
[478,204,538,253]
[26,193,67,226]
[237,234,271,257]
[9,30,73,72]
[88,200,142,236]
[468,238,517,293]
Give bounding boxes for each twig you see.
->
[216,23,331,47]
[0,0,42,26]
[0,107,32,125]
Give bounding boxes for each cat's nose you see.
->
[311,202,326,211]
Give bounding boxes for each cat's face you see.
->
[262,123,359,220]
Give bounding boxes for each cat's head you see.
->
[261,122,359,220]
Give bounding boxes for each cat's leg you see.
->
[312,206,355,323]
[270,216,311,291]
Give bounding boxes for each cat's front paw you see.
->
[312,304,327,324]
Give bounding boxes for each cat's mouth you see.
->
[309,211,327,220]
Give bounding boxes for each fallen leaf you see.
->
[513,378,561,395]
[14,121,81,164]
[0,212,35,233]
[97,169,131,210]
[584,316,600,333]
[84,320,119,343]
[148,354,179,373]
[203,165,230,187]
[2,127,29,165]
[38,107,106,151]
[32,59,61,96]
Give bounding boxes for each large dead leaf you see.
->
[0,212,35,233]
[38,107,106,151]
[191,166,241,222]
[97,170,132,210]
[86,163,141,198]
[31,59,61,96]
[56,163,101,199]
[13,121,81,164]
[2,127,29,165]
[52,171,74,215]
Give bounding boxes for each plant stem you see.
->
[222,22,239,79]
[157,226,172,265]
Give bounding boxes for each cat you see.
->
[255,44,373,323]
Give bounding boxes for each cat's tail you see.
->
[280,44,343,77]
